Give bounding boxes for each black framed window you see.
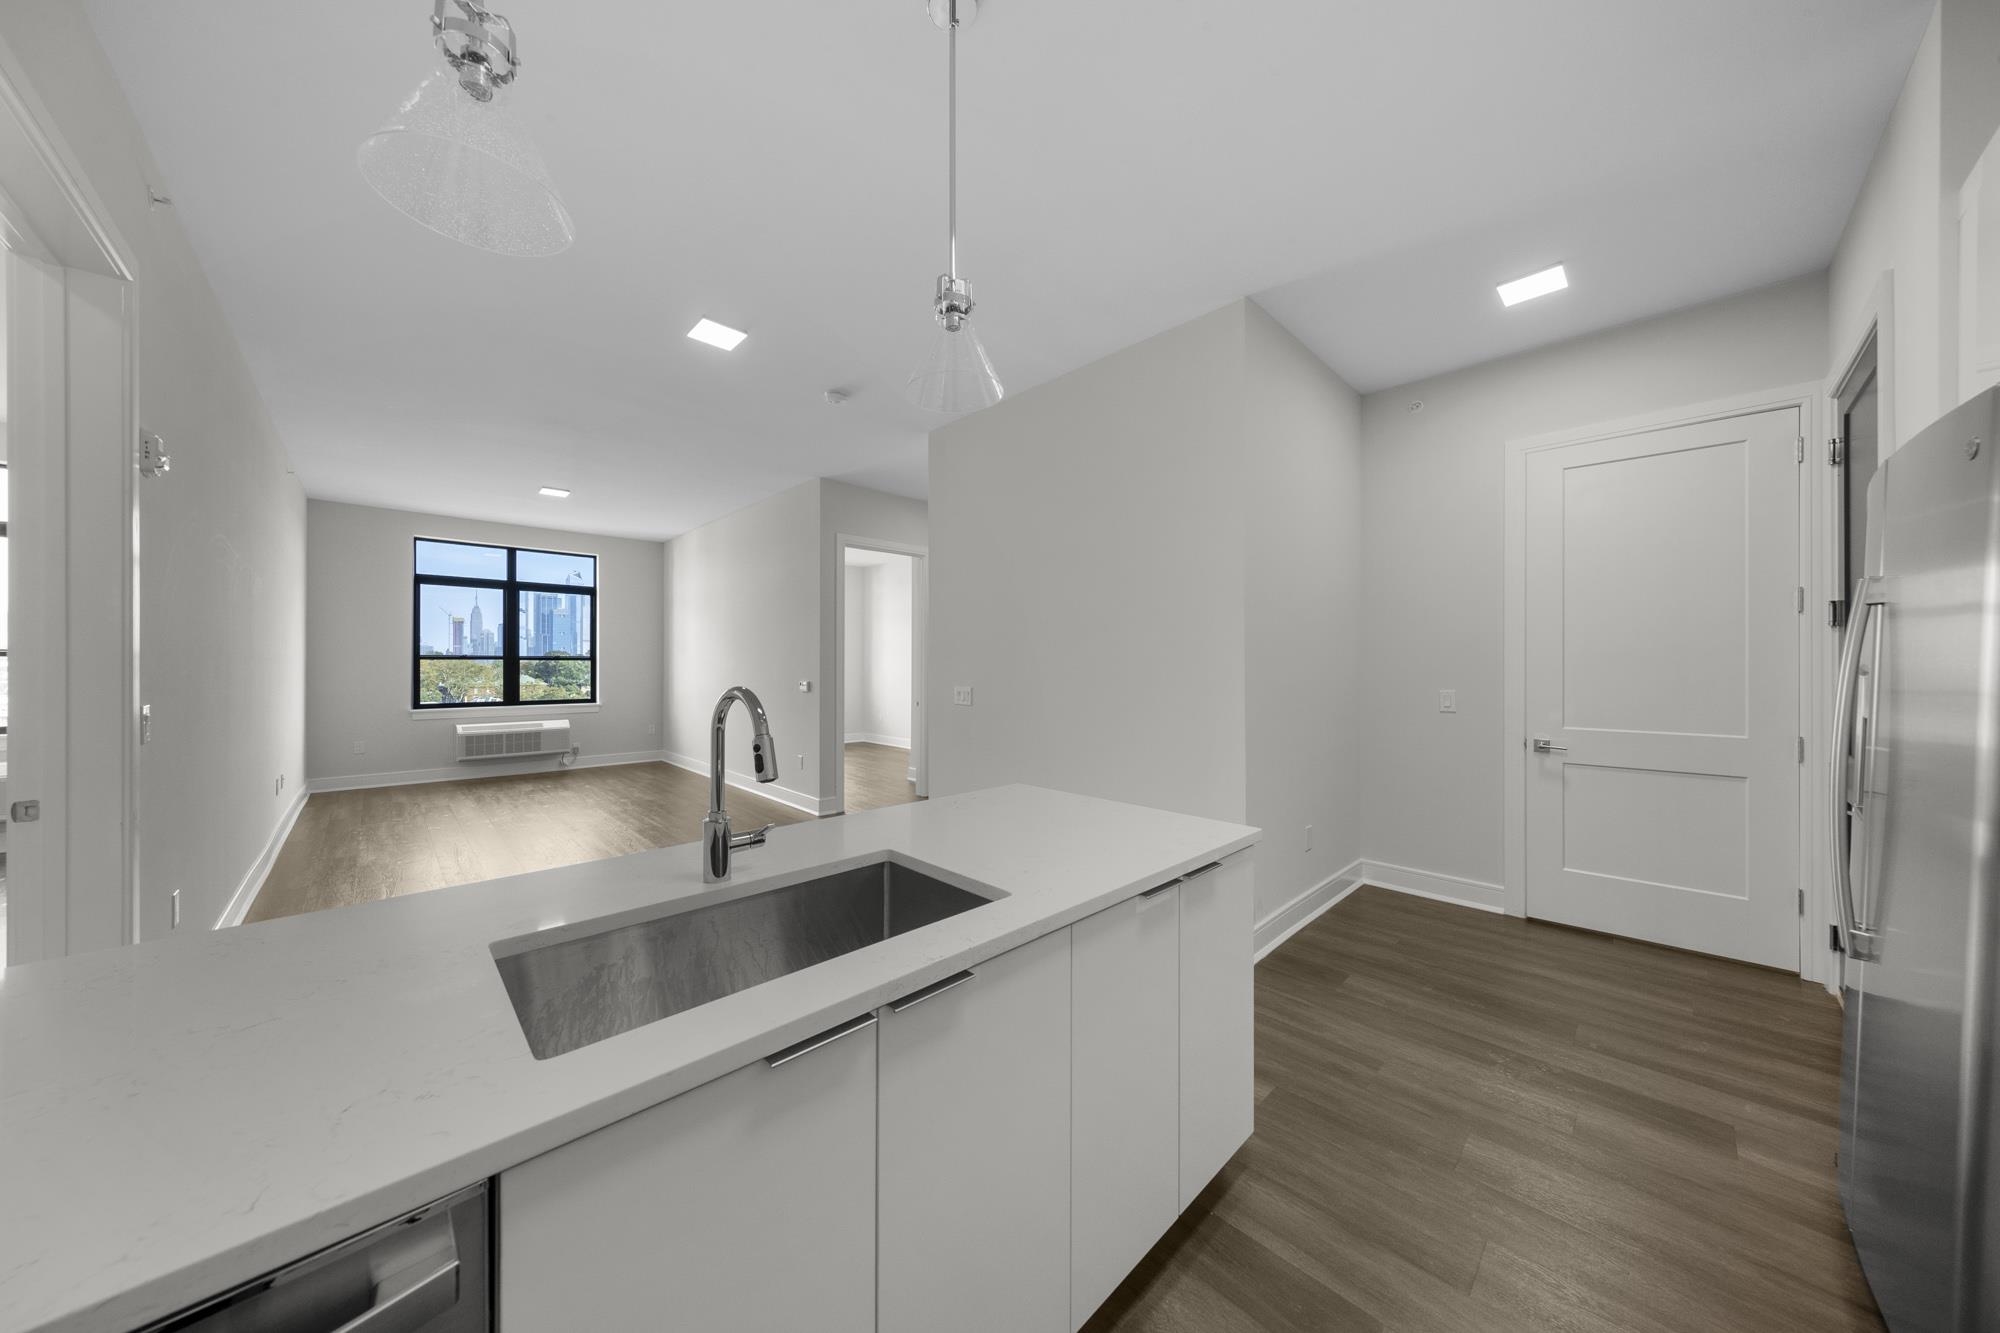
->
[413,538,597,709]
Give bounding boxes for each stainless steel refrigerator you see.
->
[1836,385,2000,1332]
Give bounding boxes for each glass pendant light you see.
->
[907,0,1004,413]
[358,0,575,257]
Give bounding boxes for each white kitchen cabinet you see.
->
[1178,854,1254,1207]
[877,929,1073,1333]
[1069,880,1181,1330]
[496,1014,878,1332]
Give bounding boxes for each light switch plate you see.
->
[1439,689,1457,713]
[953,685,974,706]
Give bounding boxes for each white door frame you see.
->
[0,34,141,965]
[1815,275,1897,995]
[833,534,928,812]
[1502,381,1827,983]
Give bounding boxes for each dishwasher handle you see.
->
[329,1255,459,1333]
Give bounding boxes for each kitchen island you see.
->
[0,784,1257,1333]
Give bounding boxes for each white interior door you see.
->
[1524,407,1800,968]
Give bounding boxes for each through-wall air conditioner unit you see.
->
[455,718,572,762]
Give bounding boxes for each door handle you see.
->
[1531,737,1567,754]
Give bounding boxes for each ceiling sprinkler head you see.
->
[824,389,850,406]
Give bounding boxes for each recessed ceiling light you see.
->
[1497,264,1569,307]
[538,486,571,499]
[687,318,748,351]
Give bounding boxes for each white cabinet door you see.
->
[497,1016,878,1332]
[878,929,1072,1333]
[1178,853,1254,1208]
[1070,882,1180,1330]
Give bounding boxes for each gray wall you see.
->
[1242,303,1365,920]
[0,2,309,939]
[662,478,926,813]
[306,500,664,785]
[1355,274,1830,891]
[928,303,1252,826]
[927,300,1368,924]
[664,481,823,809]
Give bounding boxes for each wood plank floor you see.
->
[844,741,920,812]
[247,762,812,923]
[1083,886,1883,1333]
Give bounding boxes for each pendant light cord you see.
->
[947,11,958,281]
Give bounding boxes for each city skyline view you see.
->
[414,539,598,707]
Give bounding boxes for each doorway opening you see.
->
[1833,329,1882,627]
[840,543,924,813]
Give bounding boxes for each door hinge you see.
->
[1797,586,1805,614]
[1798,887,1805,916]
[1798,736,1806,764]
[1829,436,1844,467]
[1830,600,1846,629]
[1796,436,1806,464]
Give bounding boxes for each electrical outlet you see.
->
[275,775,284,795]
[953,685,974,706]
[1305,824,1313,851]
[798,680,813,693]
[648,722,658,736]
[352,739,366,755]
[1438,689,1457,713]
[797,753,806,771]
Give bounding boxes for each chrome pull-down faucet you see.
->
[703,686,780,882]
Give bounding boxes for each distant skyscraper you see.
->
[449,613,465,655]
[469,595,487,657]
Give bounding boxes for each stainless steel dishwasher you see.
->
[138,1182,488,1332]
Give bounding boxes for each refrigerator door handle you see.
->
[1831,579,1884,962]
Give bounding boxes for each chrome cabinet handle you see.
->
[1532,737,1568,754]
[766,1012,877,1069]
[888,969,975,1013]
[1140,879,1178,901]
[1831,579,1883,962]
[330,1256,459,1333]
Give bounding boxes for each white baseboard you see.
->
[1255,859,1364,961]
[662,750,836,817]
[307,750,669,795]
[843,733,912,750]
[1359,859,1506,913]
[216,784,311,929]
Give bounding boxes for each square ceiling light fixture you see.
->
[538,486,571,498]
[687,318,749,351]
[1497,264,1569,308]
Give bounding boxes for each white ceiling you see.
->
[84,0,1930,540]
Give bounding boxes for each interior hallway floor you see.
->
[843,741,920,813]
[247,762,811,924]
[1083,886,1884,1333]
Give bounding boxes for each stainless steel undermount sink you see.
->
[491,859,997,1059]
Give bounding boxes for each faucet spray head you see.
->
[751,724,779,783]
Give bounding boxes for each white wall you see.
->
[1830,7,1942,448]
[929,302,1250,826]
[817,481,926,797]
[664,481,823,811]
[843,556,914,748]
[306,500,663,786]
[1242,303,1365,920]
[1355,274,1830,891]
[0,3,308,940]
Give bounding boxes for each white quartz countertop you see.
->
[0,785,1257,1333]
